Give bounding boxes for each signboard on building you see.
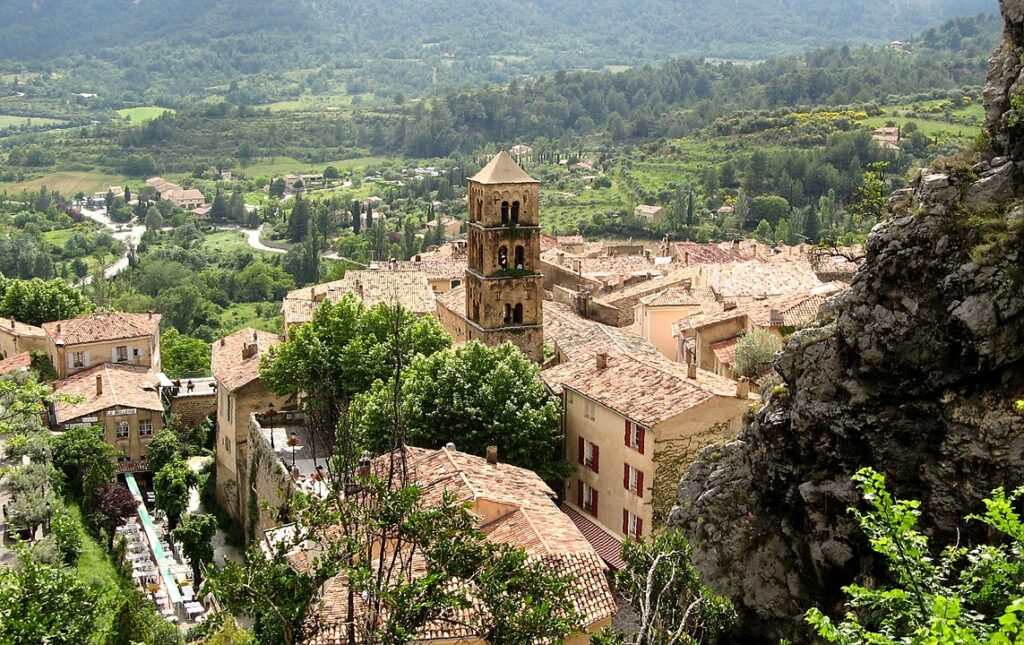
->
[108,408,138,417]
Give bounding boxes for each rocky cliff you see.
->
[667,1,1024,641]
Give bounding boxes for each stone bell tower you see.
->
[464,151,544,363]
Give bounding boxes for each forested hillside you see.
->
[0,0,996,101]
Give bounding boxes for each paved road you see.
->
[213,224,288,255]
[75,207,146,286]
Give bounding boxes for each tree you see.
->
[775,218,796,245]
[749,195,790,227]
[49,508,82,565]
[352,341,566,483]
[161,328,212,378]
[93,482,140,548]
[146,428,183,475]
[172,512,218,585]
[0,277,92,326]
[0,550,103,644]
[153,460,193,531]
[107,587,183,645]
[287,196,310,242]
[595,530,736,645]
[350,200,362,234]
[144,206,163,232]
[803,208,822,243]
[210,190,229,221]
[269,178,287,199]
[733,328,783,378]
[323,166,340,180]
[51,424,116,495]
[807,469,1024,644]
[752,218,774,244]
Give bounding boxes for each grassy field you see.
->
[219,301,282,335]
[541,182,631,233]
[242,155,388,177]
[116,106,174,123]
[200,230,264,256]
[66,501,124,640]
[260,91,374,112]
[0,171,127,196]
[0,114,67,128]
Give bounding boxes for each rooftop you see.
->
[283,271,437,327]
[680,282,844,331]
[0,316,47,339]
[53,363,163,423]
[637,286,718,308]
[469,151,538,185]
[542,350,743,427]
[42,312,160,346]
[544,301,662,364]
[211,327,282,392]
[0,352,32,377]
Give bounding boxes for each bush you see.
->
[50,509,83,565]
[733,328,784,378]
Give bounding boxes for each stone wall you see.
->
[243,414,296,542]
[169,394,216,430]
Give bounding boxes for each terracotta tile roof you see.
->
[637,286,718,308]
[52,364,163,423]
[681,283,844,331]
[304,446,615,643]
[0,352,32,376]
[711,337,738,367]
[674,242,755,265]
[389,257,467,281]
[435,283,466,316]
[544,301,662,364]
[283,271,436,327]
[470,151,538,184]
[42,312,160,346]
[560,503,625,570]
[699,259,824,300]
[211,327,282,392]
[541,249,659,285]
[0,317,46,339]
[542,351,741,427]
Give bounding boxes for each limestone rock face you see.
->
[668,3,1024,641]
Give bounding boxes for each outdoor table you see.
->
[180,585,194,601]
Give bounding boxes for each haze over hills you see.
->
[0,0,998,100]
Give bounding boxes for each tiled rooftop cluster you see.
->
[283,270,436,327]
[42,312,161,346]
[52,363,163,424]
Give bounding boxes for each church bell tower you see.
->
[464,151,544,363]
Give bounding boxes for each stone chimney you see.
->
[56,323,62,334]
[596,352,608,370]
[242,343,258,360]
[769,308,784,326]
[9,319,14,329]
[687,362,697,379]
[148,311,153,319]
[220,337,226,347]
[724,301,737,311]
[445,441,456,450]
[736,379,750,399]
[95,374,103,396]
[684,251,690,266]
[486,445,498,466]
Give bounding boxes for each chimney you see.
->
[687,362,697,379]
[9,319,14,329]
[769,308,783,326]
[56,323,62,334]
[684,251,690,266]
[252,330,258,341]
[220,338,226,347]
[723,301,737,311]
[445,442,456,450]
[596,352,608,370]
[242,343,258,360]
[486,445,498,466]
[736,379,750,399]
[148,311,153,320]
[95,374,103,396]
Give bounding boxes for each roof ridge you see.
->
[104,364,120,406]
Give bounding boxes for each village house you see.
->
[42,312,161,379]
[872,126,901,151]
[673,283,844,379]
[0,316,48,360]
[509,143,534,161]
[425,215,462,238]
[50,364,166,473]
[300,445,617,644]
[634,204,667,222]
[281,270,437,337]
[211,328,287,519]
[388,254,467,294]
[633,284,719,358]
[145,177,205,209]
[0,352,32,378]
[542,350,752,562]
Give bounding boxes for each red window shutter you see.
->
[592,490,599,517]
[637,517,643,537]
[577,480,584,507]
[637,470,645,498]
[623,463,630,490]
[638,426,646,455]
[624,419,631,446]
[592,445,600,473]
[577,437,585,465]
[622,509,629,536]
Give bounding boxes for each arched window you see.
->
[501,201,510,224]
[473,302,480,321]
[498,246,508,270]
[451,279,461,289]
[504,304,513,324]
[511,201,520,223]
[514,245,525,270]
[513,303,524,324]
[476,199,483,222]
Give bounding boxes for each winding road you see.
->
[75,206,146,286]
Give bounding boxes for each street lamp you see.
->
[287,431,301,472]
[266,403,277,449]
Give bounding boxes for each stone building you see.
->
[463,151,544,362]
[50,364,166,472]
[0,316,48,361]
[211,328,288,520]
[42,312,161,379]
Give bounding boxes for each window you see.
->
[622,510,643,539]
[514,245,525,270]
[475,198,482,222]
[72,351,85,368]
[116,346,129,362]
[624,420,646,454]
[510,201,520,223]
[577,438,599,472]
[512,303,523,324]
[498,246,508,270]
[139,420,153,437]
[501,201,509,224]
[578,481,598,516]
[116,421,130,440]
[503,304,512,324]
[227,394,233,423]
[224,435,231,453]
[623,463,644,498]
[584,400,596,421]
